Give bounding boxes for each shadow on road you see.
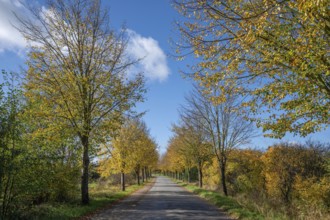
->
[92,176,232,220]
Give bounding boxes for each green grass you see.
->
[25,182,148,220]
[177,181,265,220]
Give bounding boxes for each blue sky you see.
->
[1,0,329,154]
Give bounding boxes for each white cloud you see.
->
[0,2,171,83]
[127,30,170,82]
[0,0,29,54]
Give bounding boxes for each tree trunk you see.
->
[81,135,89,204]
[219,158,228,196]
[198,161,203,188]
[136,168,140,185]
[142,167,146,182]
[121,171,125,191]
[187,168,191,183]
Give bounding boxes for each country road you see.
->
[92,176,232,220]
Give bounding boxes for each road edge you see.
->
[79,177,157,220]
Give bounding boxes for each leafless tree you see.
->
[184,85,256,195]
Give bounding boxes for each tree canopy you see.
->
[174,0,330,138]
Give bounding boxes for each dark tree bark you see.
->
[81,135,89,204]
[220,158,228,196]
[145,167,148,180]
[198,161,203,188]
[135,168,140,185]
[187,168,191,183]
[121,171,125,191]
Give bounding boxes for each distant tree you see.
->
[172,116,212,187]
[98,118,158,190]
[133,133,158,184]
[15,0,145,204]
[165,136,187,179]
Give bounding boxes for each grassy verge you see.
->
[176,181,265,220]
[25,181,152,220]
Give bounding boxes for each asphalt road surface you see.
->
[92,176,232,220]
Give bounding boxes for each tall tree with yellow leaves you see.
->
[16,0,145,204]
